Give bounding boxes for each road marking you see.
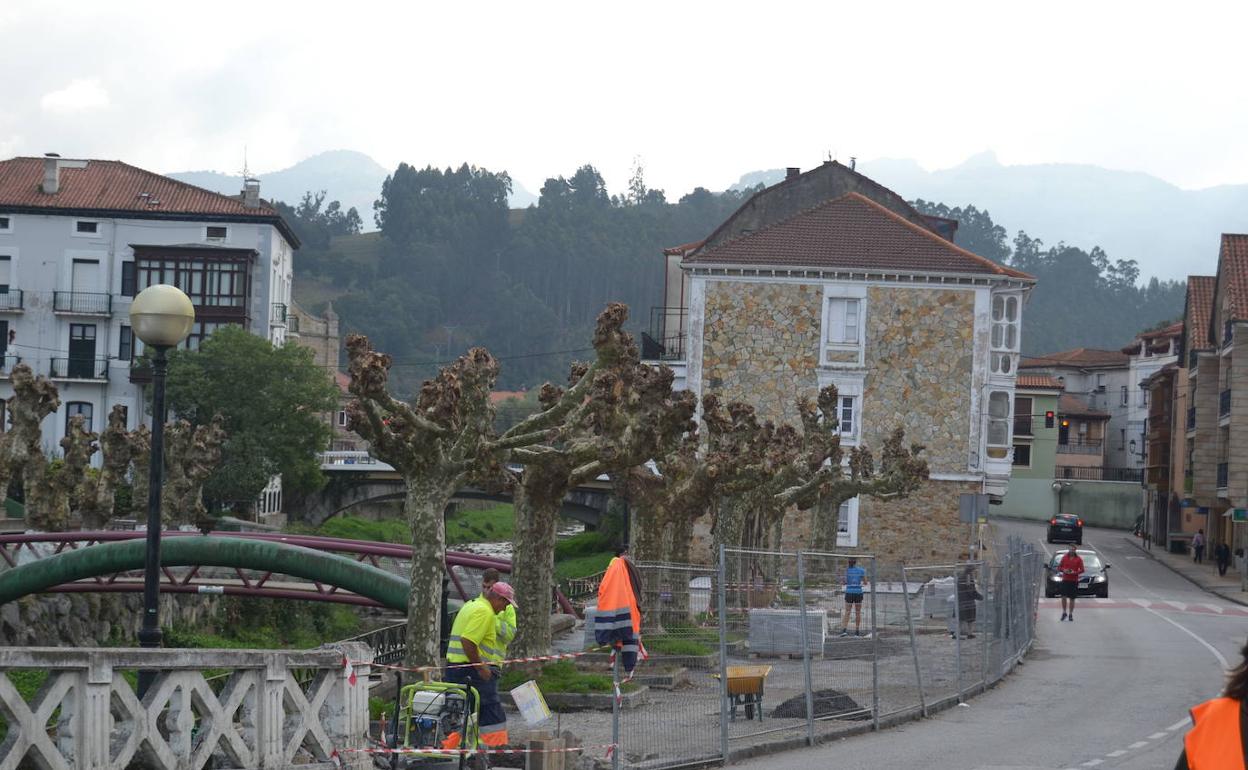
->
[1082,760,1103,767]
[1106,750,1126,757]
[1141,605,1231,670]
[1038,539,1053,558]
[1129,741,1149,749]
[1148,732,1168,740]
[1168,718,1191,731]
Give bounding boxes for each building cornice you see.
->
[685,263,1032,290]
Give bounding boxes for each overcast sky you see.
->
[3,1,1246,198]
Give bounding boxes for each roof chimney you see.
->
[242,177,260,209]
[785,167,800,180]
[41,153,61,195]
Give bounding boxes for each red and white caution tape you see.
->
[351,646,610,675]
[342,658,358,686]
[341,744,616,756]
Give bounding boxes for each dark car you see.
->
[1047,513,1083,544]
[1044,549,1110,598]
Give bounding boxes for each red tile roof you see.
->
[1058,393,1109,419]
[489,390,528,405]
[662,239,705,256]
[0,157,297,245]
[683,193,1032,279]
[1138,321,1183,340]
[1219,234,1248,324]
[1015,375,1064,390]
[1185,275,1216,350]
[1020,348,1129,369]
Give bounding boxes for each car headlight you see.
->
[1091,575,1106,583]
[1051,575,1064,582]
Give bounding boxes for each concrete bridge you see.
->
[296,451,613,528]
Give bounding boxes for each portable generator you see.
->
[393,681,481,769]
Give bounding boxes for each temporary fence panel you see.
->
[797,551,879,742]
[618,561,723,769]
[718,548,813,751]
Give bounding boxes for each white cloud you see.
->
[40,79,109,113]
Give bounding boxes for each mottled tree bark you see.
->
[406,477,455,667]
[510,475,564,657]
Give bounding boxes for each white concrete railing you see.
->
[0,643,372,770]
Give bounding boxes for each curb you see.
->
[1122,537,1248,608]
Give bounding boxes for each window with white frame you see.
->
[205,225,228,241]
[1120,386,1128,406]
[838,395,855,436]
[0,216,10,232]
[990,294,1020,374]
[822,287,866,365]
[987,390,1011,459]
[74,220,99,236]
[337,410,348,427]
[817,372,864,443]
[836,497,859,547]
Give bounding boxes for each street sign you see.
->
[1233,508,1248,523]
[959,493,989,523]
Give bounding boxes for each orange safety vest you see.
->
[1184,697,1246,770]
[598,556,641,634]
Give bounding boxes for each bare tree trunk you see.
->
[511,483,562,658]
[405,478,453,667]
[631,503,666,566]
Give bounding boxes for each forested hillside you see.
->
[285,166,1187,395]
[911,200,1186,354]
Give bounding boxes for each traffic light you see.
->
[1045,411,1055,429]
[1061,418,1070,428]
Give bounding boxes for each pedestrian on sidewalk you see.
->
[1217,542,1233,578]
[1193,529,1206,564]
[1057,544,1083,622]
[839,558,866,637]
[1174,636,1248,768]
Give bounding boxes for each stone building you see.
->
[646,162,1035,564]
[287,300,363,453]
[1183,237,1248,568]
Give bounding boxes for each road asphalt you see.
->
[729,518,1244,770]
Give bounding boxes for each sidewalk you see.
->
[1124,536,1248,607]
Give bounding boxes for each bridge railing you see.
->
[0,643,372,770]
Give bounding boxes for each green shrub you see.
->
[643,637,713,656]
[554,531,613,560]
[498,661,637,695]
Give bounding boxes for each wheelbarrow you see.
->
[713,665,772,722]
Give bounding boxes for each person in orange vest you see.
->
[594,544,644,672]
[1175,637,1248,769]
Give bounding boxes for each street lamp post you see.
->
[129,284,195,695]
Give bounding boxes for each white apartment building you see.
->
[0,154,298,457]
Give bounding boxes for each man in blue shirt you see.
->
[839,559,867,637]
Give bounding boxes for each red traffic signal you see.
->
[1044,411,1055,429]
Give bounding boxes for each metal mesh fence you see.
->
[618,561,722,769]
[595,540,1041,768]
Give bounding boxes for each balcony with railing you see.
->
[1057,438,1103,455]
[1218,462,1229,490]
[52,291,111,315]
[50,357,110,381]
[641,305,688,362]
[1221,389,1232,418]
[1013,415,1033,437]
[287,313,300,334]
[270,302,287,326]
[0,289,23,312]
[1056,465,1143,483]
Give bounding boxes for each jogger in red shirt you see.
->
[1058,545,1084,622]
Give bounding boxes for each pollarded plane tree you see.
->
[506,303,697,658]
[344,328,606,666]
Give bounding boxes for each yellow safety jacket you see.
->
[446,596,502,664]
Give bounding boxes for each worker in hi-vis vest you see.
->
[480,568,516,662]
[443,582,518,750]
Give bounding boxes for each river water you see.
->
[452,520,585,560]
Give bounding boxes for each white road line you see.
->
[1129,741,1149,749]
[1082,760,1104,767]
[1168,718,1191,731]
[1148,732,1168,740]
[1142,604,1231,670]
[1106,750,1126,757]
[1038,539,1053,558]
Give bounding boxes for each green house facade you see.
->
[997,376,1063,521]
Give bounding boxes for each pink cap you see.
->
[490,581,519,608]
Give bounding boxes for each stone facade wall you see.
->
[862,287,974,473]
[701,281,821,424]
[856,479,979,566]
[0,592,218,648]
